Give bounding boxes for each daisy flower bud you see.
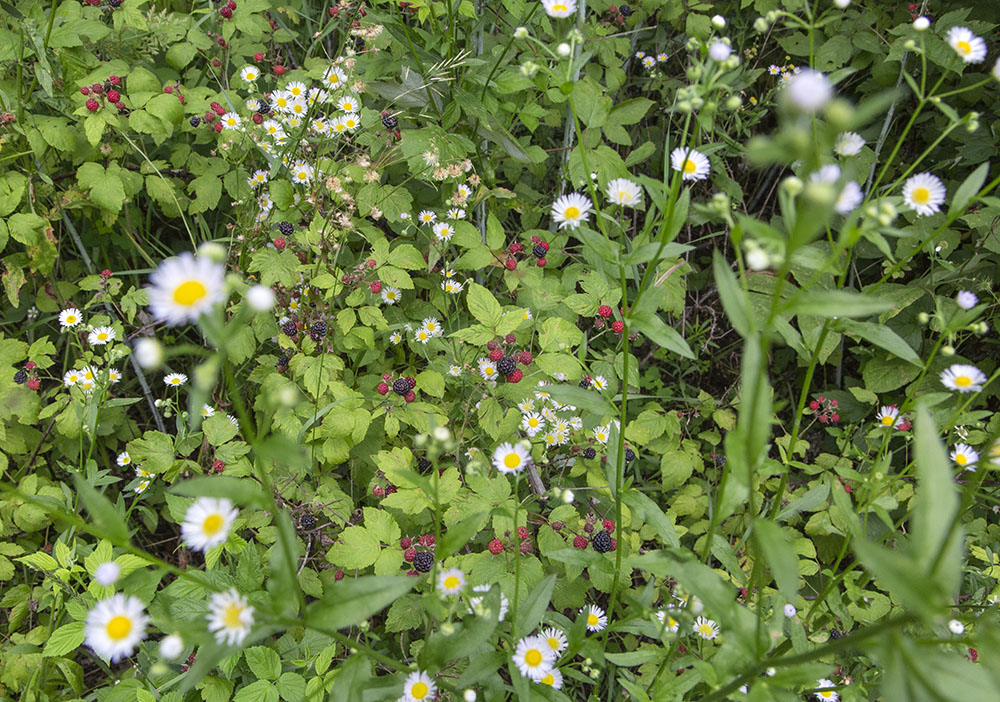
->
[785,69,833,113]
[246,285,276,311]
[913,16,930,31]
[514,26,528,39]
[711,14,725,28]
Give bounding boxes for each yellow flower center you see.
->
[588,613,598,626]
[299,171,308,179]
[597,433,606,441]
[173,280,208,307]
[411,682,428,699]
[223,603,244,629]
[564,206,580,219]
[699,624,712,635]
[247,72,256,80]
[954,375,972,387]
[956,454,968,465]
[619,190,630,202]
[880,416,894,426]
[484,367,494,376]
[525,649,542,666]
[684,159,697,174]
[546,637,559,649]
[529,418,538,427]
[202,513,225,536]
[106,615,132,640]
[444,576,460,589]
[541,673,555,686]
[911,186,931,205]
[956,40,971,55]
[553,3,567,11]
[66,315,77,323]
[504,453,521,469]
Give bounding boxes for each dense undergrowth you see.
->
[2,0,1000,700]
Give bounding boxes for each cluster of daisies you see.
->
[115,451,156,494]
[550,177,646,231]
[512,606,606,689]
[635,50,669,70]
[387,313,446,347]
[62,364,121,392]
[84,497,252,664]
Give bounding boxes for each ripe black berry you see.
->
[532,244,546,258]
[257,99,271,114]
[278,221,294,236]
[418,458,431,472]
[309,321,328,341]
[624,448,636,463]
[583,447,596,459]
[282,320,298,337]
[107,0,122,7]
[592,531,613,553]
[578,378,591,388]
[830,628,843,639]
[13,369,28,384]
[300,514,317,529]
[619,4,632,16]
[277,354,290,367]
[392,378,410,396]
[413,551,433,572]
[497,356,516,376]
[381,112,398,129]
[189,116,201,127]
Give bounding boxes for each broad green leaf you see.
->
[304,576,414,631]
[543,385,617,418]
[514,574,556,639]
[630,311,693,359]
[170,477,267,507]
[42,622,84,657]
[838,319,921,366]
[327,526,380,569]
[466,283,502,327]
[912,405,960,575]
[244,646,281,681]
[949,162,989,218]
[621,489,679,548]
[787,290,893,318]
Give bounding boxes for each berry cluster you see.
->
[12,362,40,391]
[81,76,128,114]
[376,373,418,402]
[401,534,435,574]
[601,4,632,25]
[217,0,237,20]
[572,518,617,552]
[505,235,551,269]
[371,469,398,499]
[485,338,532,383]
[201,101,229,133]
[807,395,840,424]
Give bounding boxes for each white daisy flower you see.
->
[521,412,545,436]
[693,616,720,639]
[492,442,530,474]
[655,609,680,632]
[902,173,946,216]
[59,307,83,328]
[337,96,358,112]
[657,52,669,62]
[287,99,308,117]
[147,252,226,326]
[402,670,437,701]
[441,279,464,294]
[468,584,509,621]
[446,208,466,220]
[164,373,187,387]
[875,405,899,427]
[551,192,592,229]
[134,479,151,494]
[946,26,987,64]
[341,113,360,130]
[512,635,556,680]
[220,112,242,130]
[414,327,432,344]
[449,365,462,376]
[285,81,306,98]
[159,634,184,659]
[310,117,328,134]
[950,443,978,469]
[479,359,498,382]
[835,181,863,214]
[307,87,329,105]
[381,286,401,305]
[541,0,575,19]
[581,604,608,632]
[88,326,115,345]
[116,451,131,467]
[418,210,437,224]
[181,497,239,552]
[518,399,535,413]
[94,561,121,586]
[240,65,259,83]
[591,375,608,391]
[248,170,269,187]
[813,679,839,701]
[271,91,291,112]
[671,147,711,181]
[436,568,465,595]
[940,363,987,393]
[540,627,567,654]
[331,116,348,134]
[389,331,402,345]
[785,69,833,112]
[262,120,284,137]
[708,41,731,62]
[433,221,454,242]
[606,178,643,207]
[422,317,442,336]
[642,56,657,69]
[291,162,314,185]
[201,404,215,418]
[835,131,865,156]
[206,588,254,646]
[635,51,646,59]
[540,406,557,423]
[768,64,781,75]
[84,594,149,662]
[322,66,347,89]
[956,290,978,309]
[456,183,472,199]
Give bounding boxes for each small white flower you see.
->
[433,221,454,242]
[785,69,833,113]
[656,609,680,632]
[164,373,187,387]
[437,568,465,595]
[951,443,978,470]
[671,147,711,181]
[402,670,436,701]
[201,404,215,418]
[551,192,592,230]
[814,679,839,701]
[913,16,930,31]
[581,604,608,632]
[337,96,359,112]
[876,405,899,427]
[949,619,966,635]
[539,668,563,689]
[540,627,568,654]
[291,162,315,185]
[693,616,720,640]
[448,365,462,377]
[708,41,731,62]
[541,0,575,19]
[512,635,556,680]
[206,588,254,646]
[94,561,121,586]
[84,594,149,662]
[88,326,116,346]
[902,173,946,216]
[606,178,643,207]
[63,369,82,387]
[220,112,242,130]
[956,290,978,309]
[159,634,184,659]
[940,363,987,393]
[147,253,226,327]
[468,584,509,621]
[441,279,464,294]
[240,66,259,83]
[711,14,725,28]
[835,131,865,156]
[246,285,276,311]
[381,286,401,305]
[464,690,477,702]
[946,26,987,64]
[116,451,132,467]
[59,308,83,328]
[322,66,347,89]
[492,442,530,474]
[181,497,239,552]
[418,210,437,224]
[593,425,610,444]
[784,604,797,618]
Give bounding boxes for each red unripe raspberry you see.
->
[400,537,412,548]
[505,258,517,270]
[420,534,435,547]
[91,83,103,94]
[609,538,617,551]
[598,305,613,318]
[212,58,222,67]
[369,281,382,293]
[486,340,499,351]
[520,540,533,554]
[106,89,120,103]
[818,415,828,424]
[25,361,36,370]
[832,413,840,422]
[843,482,851,493]
[177,95,185,105]
[403,547,416,562]
[334,569,344,580]
[228,0,236,6]
[273,237,286,250]
[517,526,529,539]
[830,399,838,407]
[809,400,819,410]
[99,269,112,278]
[204,112,216,122]
[602,520,614,532]
[573,535,588,549]
[539,241,549,252]
[214,122,223,133]
[252,113,263,124]
[329,5,339,15]
[969,648,978,662]
[611,320,624,334]
[367,259,377,268]
[406,570,419,576]
[536,257,546,267]
[507,369,523,383]
[220,6,232,17]
[376,382,390,395]
[406,377,416,389]
[504,334,516,344]
[26,378,40,390]
[509,242,523,253]
[489,348,503,362]
[373,485,385,498]
[164,85,175,94]
[488,538,504,554]
[404,390,416,403]
[273,65,286,76]
[531,235,541,244]
[108,75,120,85]
[382,373,393,381]
[213,104,226,116]
[816,395,825,402]
[85,99,99,112]
[519,351,532,365]
[254,52,264,62]
[115,102,127,111]
[80,87,90,95]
